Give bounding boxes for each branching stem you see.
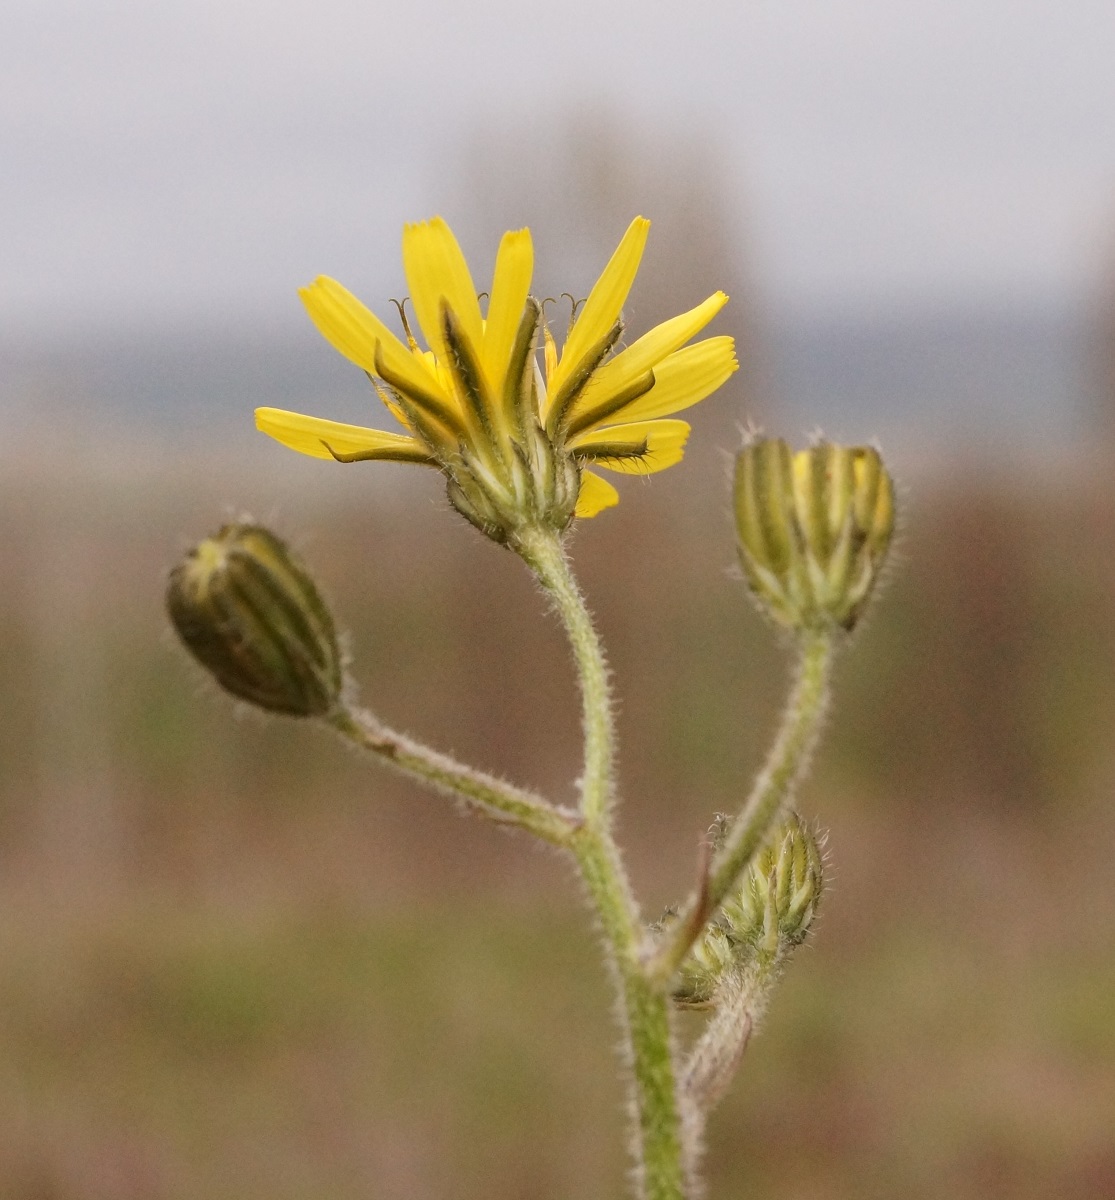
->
[331,530,836,1200]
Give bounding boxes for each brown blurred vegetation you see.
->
[0,439,1112,1200]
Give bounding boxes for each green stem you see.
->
[651,628,835,984]
[517,525,689,1200]
[572,829,689,1200]
[328,705,576,848]
[516,527,614,824]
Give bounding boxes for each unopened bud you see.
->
[167,523,343,717]
[673,813,825,1009]
[721,813,825,959]
[734,437,895,630]
[671,919,735,1010]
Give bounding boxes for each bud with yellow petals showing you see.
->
[167,523,343,717]
[734,436,895,631]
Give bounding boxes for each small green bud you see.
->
[672,813,825,1008]
[734,436,895,631]
[167,523,343,717]
[721,812,825,959]
[671,918,735,1009]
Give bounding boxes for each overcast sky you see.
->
[6,0,1115,339]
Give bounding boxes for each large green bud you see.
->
[166,523,343,717]
[734,437,895,631]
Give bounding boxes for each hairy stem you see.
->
[328,704,577,848]
[651,629,835,984]
[572,828,689,1200]
[515,527,614,825]
[681,971,756,1119]
[517,526,690,1200]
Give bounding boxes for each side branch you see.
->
[328,705,578,848]
[649,629,835,983]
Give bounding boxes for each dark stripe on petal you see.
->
[373,343,464,445]
[441,300,499,451]
[505,298,541,440]
[545,318,623,439]
[565,368,656,438]
[575,436,650,464]
[321,440,438,465]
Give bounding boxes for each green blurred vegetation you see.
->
[0,449,1112,1198]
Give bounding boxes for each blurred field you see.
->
[0,444,1112,1200]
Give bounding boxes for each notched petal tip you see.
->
[402,214,450,237]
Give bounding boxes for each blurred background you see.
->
[3,2,1115,1197]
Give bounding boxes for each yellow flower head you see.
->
[256,217,738,544]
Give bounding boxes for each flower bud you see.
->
[734,437,895,631]
[670,918,735,1010]
[672,813,825,1008]
[720,813,825,959]
[167,523,343,717]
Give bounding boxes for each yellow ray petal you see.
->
[543,322,558,383]
[575,470,620,518]
[300,277,441,404]
[591,337,738,426]
[571,418,691,475]
[484,228,533,393]
[573,291,728,420]
[402,217,485,369]
[369,377,412,431]
[549,216,650,399]
[255,408,435,463]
